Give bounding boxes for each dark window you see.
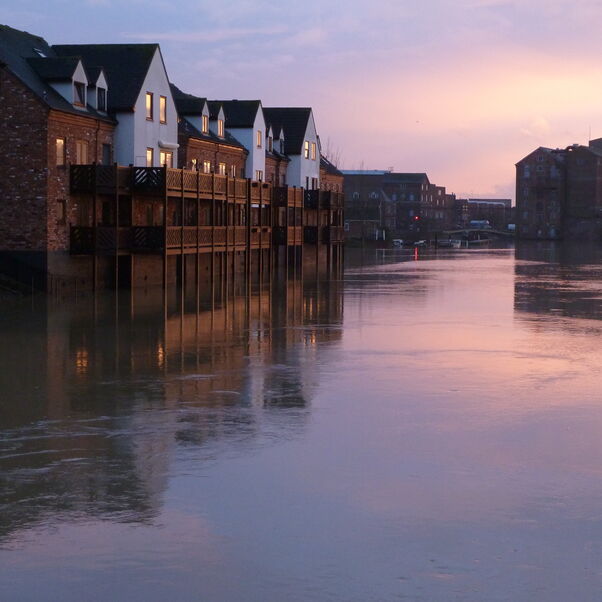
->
[101,144,112,165]
[73,82,86,106]
[97,88,107,112]
[56,200,66,224]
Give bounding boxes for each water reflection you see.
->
[0,267,343,545]
[515,242,602,323]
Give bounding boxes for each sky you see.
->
[6,0,602,199]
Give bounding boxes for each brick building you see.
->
[466,198,512,230]
[0,24,115,287]
[0,24,344,290]
[343,171,458,239]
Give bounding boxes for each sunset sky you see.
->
[6,0,602,199]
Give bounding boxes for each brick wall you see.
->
[178,136,246,176]
[0,68,49,251]
[47,111,114,251]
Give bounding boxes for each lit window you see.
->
[218,163,226,176]
[159,150,173,167]
[230,164,237,178]
[255,170,263,181]
[146,92,153,120]
[75,140,88,164]
[218,119,224,137]
[311,142,316,160]
[191,158,198,170]
[203,160,211,174]
[146,147,154,167]
[202,115,209,133]
[256,130,262,148]
[73,82,86,106]
[304,141,309,159]
[56,138,65,166]
[159,96,167,123]
[97,88,106,112]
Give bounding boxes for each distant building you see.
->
[516,140,602,240]
[343,171,456,238]
[466,198,512,230]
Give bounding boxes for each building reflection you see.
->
[0,261,343,542]
[514,242,602,323]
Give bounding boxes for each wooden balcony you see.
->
[70,224,274,255]
[303,189,344,210]
[321,226,345,244]
[273,187,304,208]
[71,165,262,202]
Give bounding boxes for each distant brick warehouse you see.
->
[516,141,602,240]
[342,171,457,239]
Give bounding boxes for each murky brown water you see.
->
[1,243,601,601]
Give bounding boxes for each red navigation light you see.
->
[414,215,420,221]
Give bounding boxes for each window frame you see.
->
[218,162,227,176]
[255,170,263,181]
[159,150,173,168]
[311,141,316,160]
[159,96,167,124]
[218,119,225,137]
[256,130,263,149]
[146,147,154,167]
[304,140,310,159]
[146,92,154,121]
[56,137,66,167]
[203,160,212,174]
[75,139,88,165]
[201,115,209,134]
[97,88,107,112]
[73,82,86,107]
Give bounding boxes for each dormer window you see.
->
[97,88,107,112]
[73,82,86,106]
[218,119,224,137]
[256,130,262,148]
[202,115,209,134]
[268,136,273,152]
[33,48,46,58]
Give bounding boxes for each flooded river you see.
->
[1,244,601,601]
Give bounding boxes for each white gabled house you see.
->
[214,100,266,181]
[263,107,321,189]
[53,43,179,167]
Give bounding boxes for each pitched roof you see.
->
[27,56,82,81]
[170,83,206,115]
[0,24,112,121]
[53,43,158,111]
[207,101,222,120]
[179,118,247,152]
[213,100,262,128]
[320,155,343,177]
[263,107,312,155]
